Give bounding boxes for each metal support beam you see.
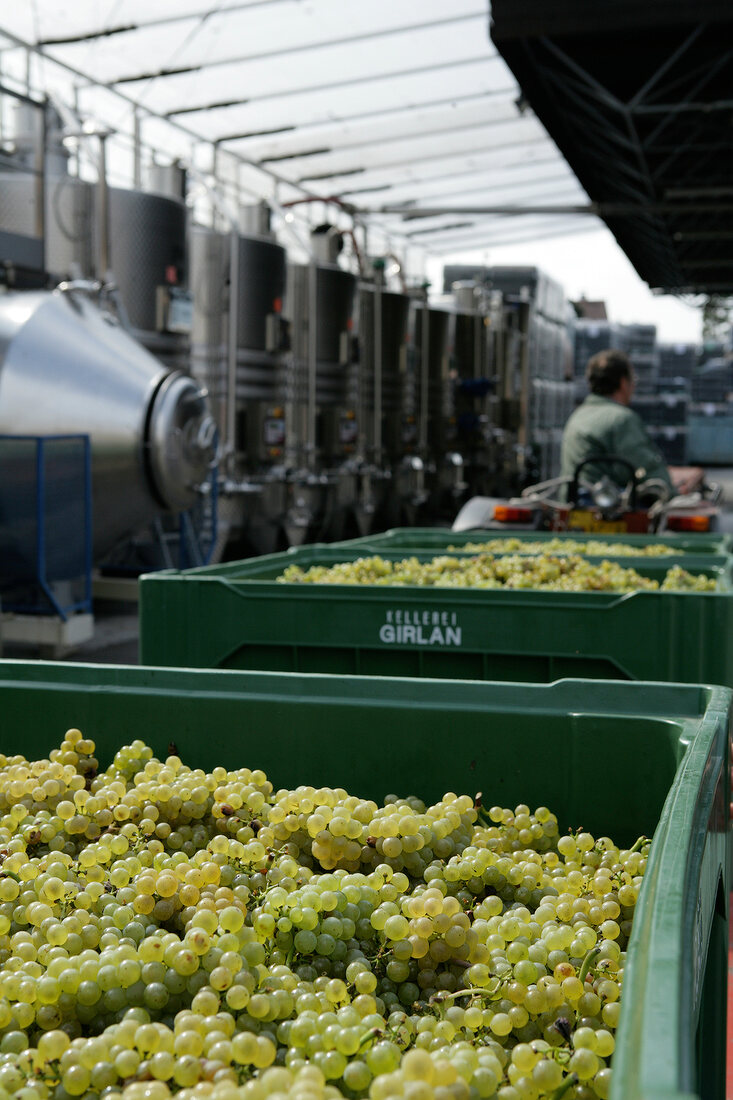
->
[667,186,733,199]
[540,36,625,115]
[217,87,515,147]
[537,41,656,201]
[645,51,733,164]
[38,0,293,45]
[674,230,733,240]
[537,70,651,194]
[364,202,733,217]
[681,259,733,269]
[540,65,638,155]
[628,22,706,107]
[165,53,498,116]
[108,11,488,86]
[260,110,529,165]
[298,134,549,183]
[401,182,585,228]
[422,222,612,253]
[381,171,579,209]
[337,153,563,197]
[632,99,733,114]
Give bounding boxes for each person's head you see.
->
[586,349,635,405]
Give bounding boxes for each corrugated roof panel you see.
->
[0,0,606,253]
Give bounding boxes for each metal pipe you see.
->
[474,305,482,381]
[373,281,383,462]
[133,109,142,189]
[306,261,318,471]
[366,198,733,217]
[34,98,46,263]
[419,304,429,456]
[70,85,80,175]
[374,203,596,217]
[225,227,239,475]
[97,132,110,277]
[211,145,219,229]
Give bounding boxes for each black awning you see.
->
[490,1,733,292]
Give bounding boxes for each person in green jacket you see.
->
[560,348,675,494]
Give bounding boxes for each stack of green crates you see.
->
[131,526,733,1095]
[0,662,729,1100]
[139,532,733,684]
[332,528,733,558]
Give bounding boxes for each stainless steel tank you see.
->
[0,289,217,560]
[410,304,452,456]
[0,169,190,368]
[0,172,95,280]
[107,186,189,370]
[449,283,503,498]
[286,262,357,466]
[189,226,287,464]
[357,285,410,462]
[106,186,186,333]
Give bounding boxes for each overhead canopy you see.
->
[0,0,595,261]
[490,0,733,293]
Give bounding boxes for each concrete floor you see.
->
[64,605,139,665]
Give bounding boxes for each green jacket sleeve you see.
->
[614,413,674,490]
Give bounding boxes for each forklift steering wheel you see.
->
[568,455,638,510]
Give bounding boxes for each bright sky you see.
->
[429,225,703,344]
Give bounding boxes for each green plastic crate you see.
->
[335,527,733,558]
[139,546,733,684]
[0,661,728,1100]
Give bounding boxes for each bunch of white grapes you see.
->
[0,729,651,1100]
[278,553,716,593]
[447,539,676,557]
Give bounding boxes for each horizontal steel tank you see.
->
[0,289,217,561]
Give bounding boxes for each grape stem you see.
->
[578,946,602,984]
[627,835,647,855]
[549,1074,579,1099]
[357,1027,383,1051]
[430,980,501,1006]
